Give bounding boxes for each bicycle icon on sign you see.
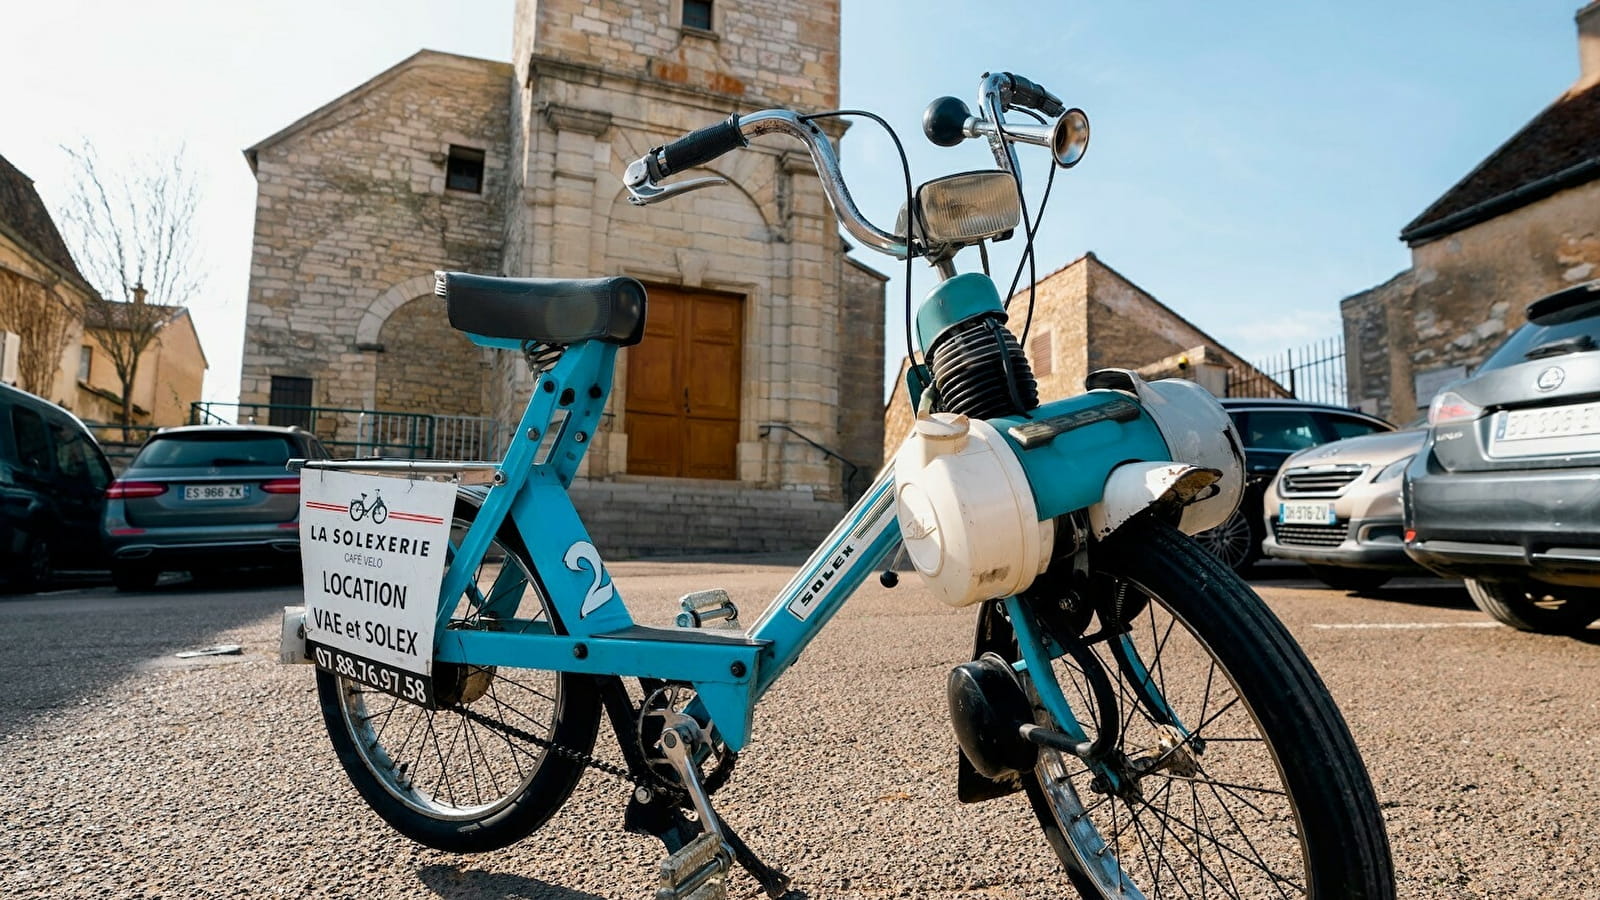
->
[348,491,388,524]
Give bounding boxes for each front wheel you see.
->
[317,498,601,852]
[1023,519,1394,899]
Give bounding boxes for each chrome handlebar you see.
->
[621,73,1078,261]
[625,110,910,259]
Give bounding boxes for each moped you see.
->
[285,70,1395,899]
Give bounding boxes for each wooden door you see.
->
[625,285,743,479]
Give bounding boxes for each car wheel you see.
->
[14,537,52,593]
[1194,507,1261,574]
[112,565,160,593]
[1465,579,1597,635]
[1308,565,1391,595]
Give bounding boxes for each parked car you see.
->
[1195,398,1394,572]
[1405,280,1600,634]
[1260,428,1430,592]
[1,383,113,591]
[102,425,329,591]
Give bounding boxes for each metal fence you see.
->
[1226,336,1348,407]
[188,402,505,460]
[82,422,161,474]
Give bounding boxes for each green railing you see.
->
[187,402,506,460]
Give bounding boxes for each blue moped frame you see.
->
[427,327,1174,754]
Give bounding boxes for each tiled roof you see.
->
[0,152,86,281]
[1401,80,1600,245]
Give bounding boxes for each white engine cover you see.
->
[892,413,1055,607]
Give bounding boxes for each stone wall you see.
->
[882,252,1259,460]
[1343,179,1600,423]
[497,0,871,552]
[836,257,888,498]
[239,52,513,446]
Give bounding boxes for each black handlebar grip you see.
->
[1004,73,1065,117]
[655,113,747,177]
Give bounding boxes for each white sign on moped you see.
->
[300,469,455,707]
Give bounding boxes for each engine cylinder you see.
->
[927,314,1039,419]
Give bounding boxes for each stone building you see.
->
[884,252,1269,457]
[239,0,885,556]
[1343,2,1600,423]
[0,152,96,407]
[76,301,207,428]
[0,153,206,428]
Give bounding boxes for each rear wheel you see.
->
[317,498,601,852]
[1307,564,1390,594]
[1465,578,1597,635]
[1023,519,1393,898]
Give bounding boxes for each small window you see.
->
[268,375,314,429]
[78,346,92,382]
[682,0,713,31]
[1028,330,1053,379]
[446,145,486,193]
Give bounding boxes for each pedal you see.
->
[656,832,730,900]
[676,589,738,628]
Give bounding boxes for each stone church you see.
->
[238,0,887,556]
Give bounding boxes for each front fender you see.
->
[1086,462,1222,540]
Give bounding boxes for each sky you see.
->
[0,0,1588,407]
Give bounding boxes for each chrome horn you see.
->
[922,96,1091,169]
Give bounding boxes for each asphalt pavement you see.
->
[2,561,1598,898]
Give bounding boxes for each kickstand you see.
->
[719,817,792,899]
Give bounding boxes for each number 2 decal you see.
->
[563,540,615,618]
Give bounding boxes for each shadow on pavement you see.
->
[0,569,303,737]
[1356,582,1474,611]
[416,864,608,899]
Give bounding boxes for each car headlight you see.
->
[1374,455,1414,483]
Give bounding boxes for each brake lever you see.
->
[624,158,727,206]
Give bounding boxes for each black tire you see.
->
[15,536,52,593]
[111,563,158,592]
[317,498,601,852]
[1465,578,1597,635]
[1193,507,1261,574]
[1308,565,1391,595]
[1022,519,1394,899]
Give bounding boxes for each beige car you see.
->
[1262,428,1430,592]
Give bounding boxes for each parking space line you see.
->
[1311,621,1500,630]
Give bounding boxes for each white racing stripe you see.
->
[1311,621,1501,630]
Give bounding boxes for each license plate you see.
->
[1279,501,1336,525]
[184,484,247,501]
[1490,401,1600,458]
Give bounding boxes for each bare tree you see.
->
[0,267,82,400]
[56,141,203,431]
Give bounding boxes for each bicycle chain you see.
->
[455,704,674,795]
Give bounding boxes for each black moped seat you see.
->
[435,271,647,346]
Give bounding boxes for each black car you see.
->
[1195,398,1394,572]
[0,383,113,591]
[1405,280,1600,634]
[102,425,329,591]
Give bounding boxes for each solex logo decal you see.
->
[1535,366,1565,392]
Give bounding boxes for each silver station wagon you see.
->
[102,425,328,591]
